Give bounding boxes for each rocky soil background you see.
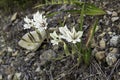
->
[0,0,120,80]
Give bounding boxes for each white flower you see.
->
[50,31,61,45]
[23,16,34,29]
[33,11,48,30]
[59,25,83,44]
[23,11,48,30]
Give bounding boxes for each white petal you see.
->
[23,24,31,29]
[50,31,59,39]
[51,40,59,45]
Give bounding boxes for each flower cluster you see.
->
[23,11,48,31]
[50,25,83,45]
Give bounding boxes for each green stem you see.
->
[80,3,85,31]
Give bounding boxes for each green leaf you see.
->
[46,11,60,18]
[80,3,85,31]
[64,2,105,16]
[84,3,106,15]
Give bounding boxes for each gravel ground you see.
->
[0,0,120,80]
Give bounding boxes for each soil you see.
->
[0,0,120,80]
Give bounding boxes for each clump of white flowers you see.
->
[23,11,48,31]
[59,25,83,44]
[18,11,48,51]
[19,11,83,55]
[50,25,83,45]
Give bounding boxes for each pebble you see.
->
[12,51,18,56]
[11,12,18,22]
[7,47,13,52]
[40,49,56,65]
[7,74,13,80]
[95,51,105,60]
[118,72,120,75]
[111,17,119,22]
[0,75,2,79]
[91,39,97,48]
[106,53,117,66]
[35,67,40,72]
[110,36,119,46]
[106,10,112,15]
[24,53,36,61]
[112,11,118,17]
[14,72,21,79]
[108,31,112,35]
[110,48,118,54]
[99,39,106,49]
[98,32,106,38]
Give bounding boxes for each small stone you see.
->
[0,51,3,56]
[15,72,21,79]
[7,47,13,52]
[35,67,40,72]
[98,32,106,38]
[7,75,13,80]
[108,31,112,35]
[118,72,120,75]
[0,75,2,79]
[111,17,119,22]
[106,53,117,66]
[110,48,118,54]
[0,59,3,64]
[112,11,118,17]
[11,12,18,22]
[24,53,35,61]
[91,39,97,48]
[40,49,56,65]
[106,27,111,32]
[99,39,106,49]
[110,36,119,46]
[12,51,18,56]
[106,10,112,15]
[95,51,105,60]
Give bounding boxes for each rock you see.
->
[108,31,112,35]
[95,51,105,60]
[13,72,21,80]
[35,67,40,72]
[11,12,18,22]
[12,51,18,56]
[98,32,106,38]
[91,39,97,48]
[111,17,119,22]
[24,53,36,61]
[112,11,118,17]
[18,30,46,51]
[118,72,120,75]
[106,27,111,32]
[0,59,3,64]
[0,75,2,79]
[106,10,112,15]
[106,53,117,66]
[99,39,106,49]
[40,49,56,65]
[110,36,119,46]
[7,47,13,52]
[7,75,13,80]
[110,48,118,54]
